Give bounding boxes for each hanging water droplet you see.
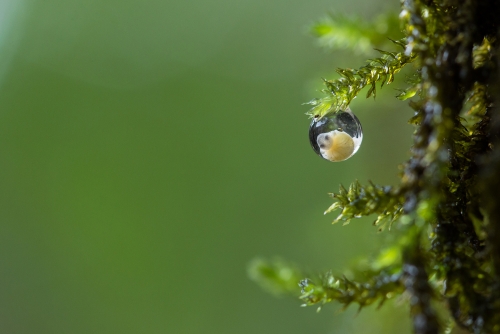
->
[309,109,363,162]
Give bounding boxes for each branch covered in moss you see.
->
[402,234,441,334]
[398,1,500,332]
[251,0,500,332]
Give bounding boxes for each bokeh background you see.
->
[0,0,415,333]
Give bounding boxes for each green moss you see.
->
[250,1,500,333]
[305,45,416,118]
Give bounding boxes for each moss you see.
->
[250,1,500,332]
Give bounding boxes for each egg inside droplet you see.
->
[309,109,363,162]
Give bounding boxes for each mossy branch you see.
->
[251,0,500,332]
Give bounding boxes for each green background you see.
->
[0,0,414,333]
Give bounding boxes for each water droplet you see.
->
[309,109,363,162]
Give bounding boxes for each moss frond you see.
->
[299,269,403,311]
[311,13,402,55]
[247,258,304,296]
[324,180,404,230]
[306,47,416,118]
[298,242,410,311]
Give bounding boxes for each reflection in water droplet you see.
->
[309,109,363,162]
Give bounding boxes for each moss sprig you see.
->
[247,258,304,297]
[324,180,404,230]
[311,13,402,55]
[298,268,403,312]
[306,47,417,118]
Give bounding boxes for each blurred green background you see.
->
[0,0,414,333]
